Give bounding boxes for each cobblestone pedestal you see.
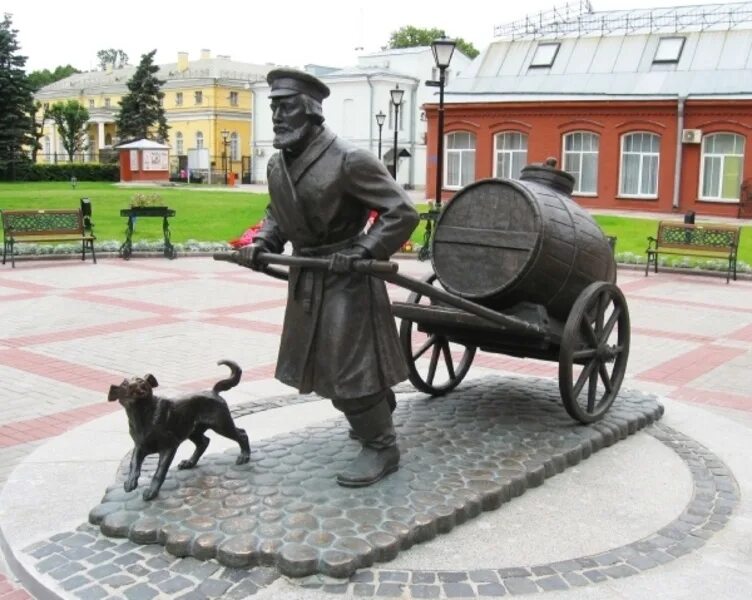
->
[88,376,663,579]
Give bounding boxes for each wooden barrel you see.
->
[431,165,616,322]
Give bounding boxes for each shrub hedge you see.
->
[12,163,120,182]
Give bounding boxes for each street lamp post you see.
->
[375,111,386,160]
[389,85,404,180]
[431,37,456,210]
[418,37,457,261]
[220,129,230,185]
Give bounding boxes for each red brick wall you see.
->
[425,98,752,218]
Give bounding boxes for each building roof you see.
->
[449,1,752,102]
[116,139,170,149]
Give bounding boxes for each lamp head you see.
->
[390,85,404,107]
[431,37,457,69]
[375,111,386,127]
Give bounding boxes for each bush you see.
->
[14,163,119,182]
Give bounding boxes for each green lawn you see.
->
[1,182,750,267]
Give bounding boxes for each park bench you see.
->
[1,209,96,268]
[645,221,740,283]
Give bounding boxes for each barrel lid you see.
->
[519,158,575,195]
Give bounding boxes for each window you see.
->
[196,131,204,149]
[229,91,238,106]
[88,99,95,109]
[176,92,183,106]
[43,136,50,158]
[104,98,111,108]
[563,132,599,194]
[619,132,660,197]
[493,132,528,179]
[654,37,685,64]
[230,132,239,161]
[530,42,560,68]
[175,132,184,155]
[700,133,745,201]
[194,91,203,105]
[445,131,476,189]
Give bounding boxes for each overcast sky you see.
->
[6,0,715,72]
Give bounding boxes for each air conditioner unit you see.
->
[681,129,702,144]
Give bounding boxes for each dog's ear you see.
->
[146,374,158,388]
[107,385,121,402]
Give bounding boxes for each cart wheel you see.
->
[559,281,630,423]
[399,273,476,395]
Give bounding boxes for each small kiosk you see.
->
[116,139,170,183]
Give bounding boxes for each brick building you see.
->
[425,1,752,218]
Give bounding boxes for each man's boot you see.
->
[337,398,400,487]
[348,389,396,441]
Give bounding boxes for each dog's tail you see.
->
[214,360,242,393]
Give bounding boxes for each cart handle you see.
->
[213,251,398,274]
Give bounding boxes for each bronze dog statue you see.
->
[108,359,251,500]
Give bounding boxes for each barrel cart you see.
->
[215,162,629,424]
[393,164,629,423]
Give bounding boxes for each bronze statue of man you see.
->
[240,69,419,487]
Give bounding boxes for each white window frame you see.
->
[563,131,599,195]
[175,132,184,155]
[493,132,528,179]
[194,91,203,105]
[654,37,685,64]
[229,91,239,107]
[175,92,183,106]
[530,42,560,68]
[618,132,660,198]
[445,131,476,190]
[230,132,239,161]
[196,131,204,150]
[699,132,745,203]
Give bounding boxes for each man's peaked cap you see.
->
[267,68,330,103]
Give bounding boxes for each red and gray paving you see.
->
[0,256,750,599]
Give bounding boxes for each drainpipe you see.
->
[366,75,374,154]
[672,95,686,210]
[409,83,416,189]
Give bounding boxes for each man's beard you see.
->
[273,123,313,151]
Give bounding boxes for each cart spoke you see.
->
[595,293,607,336]
[426,344,441,384]
[598,363,613,393]
[587,367,599,412]
[580,319,598,347]
[413,334,437,361]
[601,307,621,342]
[572,359,597,399]
[441,339,456,379]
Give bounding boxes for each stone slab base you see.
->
[89,376,663,578]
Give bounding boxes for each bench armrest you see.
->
[646,236,657,251]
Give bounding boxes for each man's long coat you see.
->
[255,127,419,400]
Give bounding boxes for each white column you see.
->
[98,122,105,149]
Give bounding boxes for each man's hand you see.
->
[238,242,269,271]
[329,246,370,273]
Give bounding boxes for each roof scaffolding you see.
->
[493,1,752,39]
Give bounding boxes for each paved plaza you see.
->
[0,255,750,599]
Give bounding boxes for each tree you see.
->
[49,100,89,161]
[97,48,128,70]
[28,65,80,91]
[0,13,35,179]
[115,49,169,143]
[28,100,49,161]
[388,26,479,59]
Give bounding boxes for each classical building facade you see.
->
[425,1,752,218]
[34,50,273,181]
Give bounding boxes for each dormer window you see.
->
[654,37,685,64]
[530,42,560,68]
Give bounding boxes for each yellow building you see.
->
[35,50,274,182]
